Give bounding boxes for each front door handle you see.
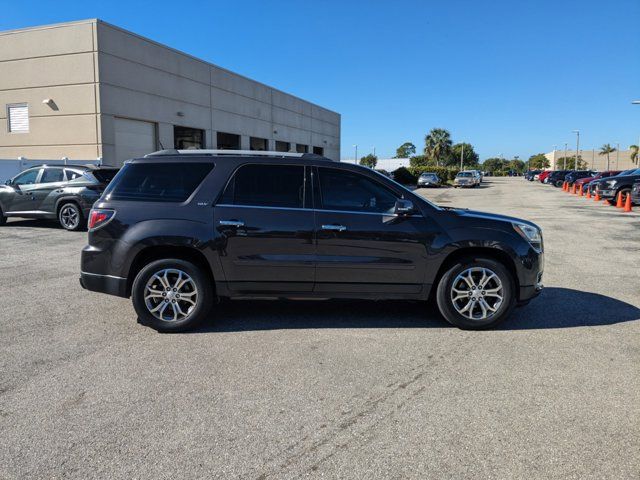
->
[219,219,245,228]
[321,224,347,232]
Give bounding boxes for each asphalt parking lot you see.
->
[1,177,638,479]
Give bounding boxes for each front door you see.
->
[313,166,430,294]
[214,163,315,292]
[6,168,42,213]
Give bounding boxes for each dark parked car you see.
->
[524,170,541,181]
[576,171,621,194]
[80,150,544,332]
[564,170,597,186]
[0,165,119,230]
[594,168,640,204]
[631,180,640,206]
[546,170,573,187]
[417,172,441,187]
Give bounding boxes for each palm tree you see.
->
[630,145,639,165]
[599,144,616,171]
[424,128,452,166]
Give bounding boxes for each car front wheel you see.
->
[131,258,213,332]
[58,203,84,231]
[436,257,516,329]
[0,205,5,226]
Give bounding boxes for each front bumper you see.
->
[80,271,128,298]
[597,188,616,199]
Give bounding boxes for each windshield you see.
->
[457,172,473,177]
[421,173,436,178]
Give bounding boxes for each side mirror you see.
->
[394,199,415,215]
[5,179,12,186]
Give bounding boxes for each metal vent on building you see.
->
[8,104,29,133]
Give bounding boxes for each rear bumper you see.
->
[80,271,128,298]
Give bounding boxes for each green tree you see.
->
[556,156,585,170]
[424,128,452,166]
[394,142,416,158]
[359,154,378,168]
[482,157,508,174]
[409,154,431,167]
[508,159,526,173]
[448,143,479,168]
[631,145,639,165]
[598,144,616,170]
[528,153,550,170]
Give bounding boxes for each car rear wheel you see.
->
[131,258,213,332]
[58,203,84,231]
[436,257,516,329]
[0,205,5,226]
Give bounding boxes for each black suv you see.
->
[80,150,544,332]
[0,165,118,230]
[594,168,640,204]
[546,170,573,187]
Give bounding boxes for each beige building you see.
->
[0,19,340,165]
[545,149,637,171]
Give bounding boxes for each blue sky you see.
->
[2,0,639,161]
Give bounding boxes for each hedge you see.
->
[393,166,461,184]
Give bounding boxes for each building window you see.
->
[7,103,29,133]
[250,137,268,151]
[174,126,205,149]
[217,132,240,150]
[313,146,324,156]
[296,144,308,154]
[275,141,290,152]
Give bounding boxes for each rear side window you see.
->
[104,163,213,202]
[40,168,64,183]
[220,164,305,209]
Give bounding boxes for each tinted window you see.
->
[318,168,398,214]
[104,163,213,202]
[222,165,305,209]
[40,168,64,183]
[13,169,40,185]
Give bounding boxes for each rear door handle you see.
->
[219,219,244,228]
[321,224,347,232]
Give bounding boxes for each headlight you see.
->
[513,222,543,251]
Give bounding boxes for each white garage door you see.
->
[114,118,157,163]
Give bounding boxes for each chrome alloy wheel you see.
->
[450,267,503,321]
[60,205,79,229]
[144,269,198,322]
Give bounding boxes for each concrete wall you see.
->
[0,20,100,160]
[545,150,638,171]
[0,19,340,165]
[95,21,340,164]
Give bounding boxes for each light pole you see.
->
[572,130,580,170]
[353,144,358,165]
[564,142,568,170]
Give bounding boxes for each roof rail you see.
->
[144,149,329,160]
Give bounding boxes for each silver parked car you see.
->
[417,172,441,187]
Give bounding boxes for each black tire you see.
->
[132,258,213,333]
[436,257,516,330]
[554,180,563,188]
[0,205,5,226]
[58,202,84,231]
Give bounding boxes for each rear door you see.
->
[31,167,65,214]
[313,166,430,294]
[214,164,315,292]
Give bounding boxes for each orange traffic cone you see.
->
[594,191,600,201]
[586,188,591,199]
[616,191,624,208]
[623,193,633,212]
[578,184,584,196]
[571,184,575,194]
[563,181,567,191]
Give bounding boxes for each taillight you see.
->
[88,208,115,230]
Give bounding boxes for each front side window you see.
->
[104,163,213,202]
[40,168,64,183]
[221,164,305,209]
[13,169,40,185]
[318,168,398,214]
